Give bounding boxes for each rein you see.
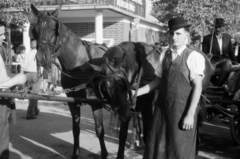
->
[131,46,160,109]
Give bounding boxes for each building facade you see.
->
[11,0,165,50]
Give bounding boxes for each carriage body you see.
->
[204,71,240,145]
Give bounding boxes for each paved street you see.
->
[8,98,240,159]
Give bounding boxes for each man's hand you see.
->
[182,114,194,130]
[231,64,240,72]
[207,53,213,59]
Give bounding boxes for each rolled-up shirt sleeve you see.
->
[187,51,205,81]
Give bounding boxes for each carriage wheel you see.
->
[229,104,240,145]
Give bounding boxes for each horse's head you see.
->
[31,4,65,71]
[99,46,131,118]
[97,42,160,120]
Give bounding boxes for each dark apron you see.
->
[143,48,198,159]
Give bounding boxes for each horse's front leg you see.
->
[68,102,81,159]
[91,103,108,159]
[129,112,139,149]
[117,117,131,159]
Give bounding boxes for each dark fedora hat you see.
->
[168,17,191,32]
[213,18,226,27]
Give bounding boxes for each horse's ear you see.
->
[51,4,62,18]
[31,4,40,17]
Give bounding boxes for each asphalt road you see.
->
[8,99,240,159]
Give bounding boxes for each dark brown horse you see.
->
[30,4,109,159]
[91,42,161,159]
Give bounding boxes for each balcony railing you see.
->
[29,0,145,17]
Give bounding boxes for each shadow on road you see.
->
[9,102,143,159]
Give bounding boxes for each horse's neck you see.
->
[57,33,88,72]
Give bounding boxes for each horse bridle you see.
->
[36,15,69,61]
[100,46,161,109]
[36,15,90,80]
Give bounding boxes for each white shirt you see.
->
[21,49,37,72]
[216,34,223,55]
[16,53,24,65]
[155,45,205,81]
[0,54,10,83]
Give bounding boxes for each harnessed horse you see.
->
[91,42,161,159]
[31,4,109,159]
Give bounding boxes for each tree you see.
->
[0,0,31,30]
[151,0,240,45]
[0,0,31,64]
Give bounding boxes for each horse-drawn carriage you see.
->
[203,70,240,145]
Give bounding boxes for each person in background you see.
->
[202,18,237,86]
[15,45,26,73]
[232,33,240,63]
[134,17,205,159]
[0,40,41,120]
[0,25,16,159]
[154,42,163,53]
[162,41,169,50]
[21,40,41,120]
[154,42,161,49]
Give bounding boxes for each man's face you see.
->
[214,26,224,35]
[0,33,6,44]
[169,28,188,49]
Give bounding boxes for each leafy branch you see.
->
[0,0,31,30]
[151,0,240,45]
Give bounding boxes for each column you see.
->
[95,10,103,44]
[23,21,31,53]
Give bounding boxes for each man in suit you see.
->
[202,18,237,86]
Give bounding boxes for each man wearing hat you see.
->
[0,25,16,159]
[202,18,236,86]
[132,17,205,159]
